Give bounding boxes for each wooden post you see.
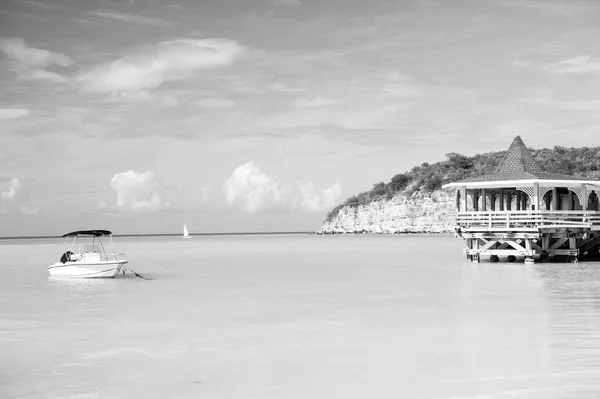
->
[552,187,558,211]
[462,186,468,212]
[516,192,521,211]
[499,189,505,211]
[525,239,534,264]
[582,185,588,210]
[490,191,496,211]
[473,190,479,211]
[533,182,539,211]
[506,192,511,211]
[482,188,487,211]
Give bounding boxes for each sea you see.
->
[2,234,600,399]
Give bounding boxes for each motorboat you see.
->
[183,223,191,239]
[48,230,128,278]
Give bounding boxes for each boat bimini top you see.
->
[61,230,112,238]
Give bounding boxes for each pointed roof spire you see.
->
[443,135,580,186]
[495,136,543,174]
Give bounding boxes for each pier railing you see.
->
[454,211,600,231]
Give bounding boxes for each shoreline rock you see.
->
[316,190,455,235]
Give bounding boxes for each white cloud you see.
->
[382,83,422,97]
[542,55,600,75]
[293,96,335,108]
[224,162,285,212]
[77,38,246,96]
[84,10,173,27]
[0,37,72,68]
[271,0,302,6]
[294,181,342,212]
[0,37,71,83]
[1,178,23,200]
[224,162,342,213]
[109,170,168,212]
[18,1,64,10]
[160,96,180,107]
[194,98,236,108]
[20,205,39,216]
[270,81,305,92]
[0,177,38,216]
[25,69,68,83]
[0,108,30,120]
[200,186,211,202]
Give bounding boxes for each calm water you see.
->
[2,234,600,399]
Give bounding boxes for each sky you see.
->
[1,0,600,236]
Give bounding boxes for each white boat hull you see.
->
[48,260,128,278]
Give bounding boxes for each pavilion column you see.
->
[490,191,496,211]
[473,190,479,211]
[455,189,460,211]
[552,187,558,211]
[516,192,521,210]
[461,186,468,212]
[568,191,573,211]
[582,185,588,210]
[506,192,511,211]
[533,182,539,211]
[481,188,487,211]
[499,189,505,211]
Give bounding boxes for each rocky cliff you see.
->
[317,190,456,234]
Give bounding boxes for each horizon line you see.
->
[0,231,313,240]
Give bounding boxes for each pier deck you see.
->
[454,211,600,263]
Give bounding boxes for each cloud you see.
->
[108,170,169,212]
[382,83,423,97]
[20,205,39,216]
[77,38,246,96]
[293,96,335,108]
[271,0,302,6]
[83,10,173,27]
[0,37,71,83]
[224,162,342,213]
[194,98,236,108]
[0,37,71,67]
[0,108,30,120]
[200,186,211,202]
[25,69,68,83]
[1,178,23,200]
[542,55,600,75]
[0,177,38,216]
[224,162,285,212]
[270,82,306,92]
[294,181,342,212]
[16,0,65,10]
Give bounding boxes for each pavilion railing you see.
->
[454,211,600,231]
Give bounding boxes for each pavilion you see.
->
[442,136,600,263]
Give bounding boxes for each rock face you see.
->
[317,190,456,234]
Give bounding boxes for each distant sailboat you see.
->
[183,224,191,239]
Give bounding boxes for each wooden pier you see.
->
[443,136,600,263]
[455,210,600,263]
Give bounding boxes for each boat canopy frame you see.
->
[60,231,118,262]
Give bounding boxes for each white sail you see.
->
[183,224,190,238]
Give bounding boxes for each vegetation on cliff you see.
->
[326,146,600,222]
